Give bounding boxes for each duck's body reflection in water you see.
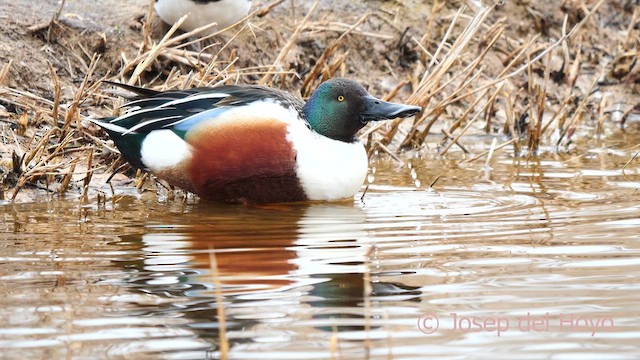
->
[118,203,419,356]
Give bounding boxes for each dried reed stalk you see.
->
[301,14,369,97]
[259,0,320,86]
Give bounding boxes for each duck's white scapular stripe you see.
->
[89,119,128,134]
[140,130,192,171]
[122,115,183,135]
[121,97,178,109]
[110,107,171,123]
[157,92,230,108]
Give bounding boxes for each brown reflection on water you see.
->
[0,126,640,359]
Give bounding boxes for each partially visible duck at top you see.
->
[154,0,252,33]
[91,78,421,204]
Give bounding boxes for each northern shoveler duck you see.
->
[154,0,252,32]
[92,78,421,204]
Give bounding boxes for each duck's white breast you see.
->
[286,122,368,201]
[155,0,252,32]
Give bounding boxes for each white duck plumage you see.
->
[154,0,252,33]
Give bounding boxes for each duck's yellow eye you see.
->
[337,95,345,102]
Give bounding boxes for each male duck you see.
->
[92,78,421,204]
[154,0,252,32]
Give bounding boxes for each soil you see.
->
[3,0,633,98]
[0,0,146,94]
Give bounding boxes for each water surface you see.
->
[1,130,640,359]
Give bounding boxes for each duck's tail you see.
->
[89,118,147,170]
[88,118,128,136]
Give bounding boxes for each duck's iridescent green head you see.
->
[302,78,422,142]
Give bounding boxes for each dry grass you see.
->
[0,0,638,202]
